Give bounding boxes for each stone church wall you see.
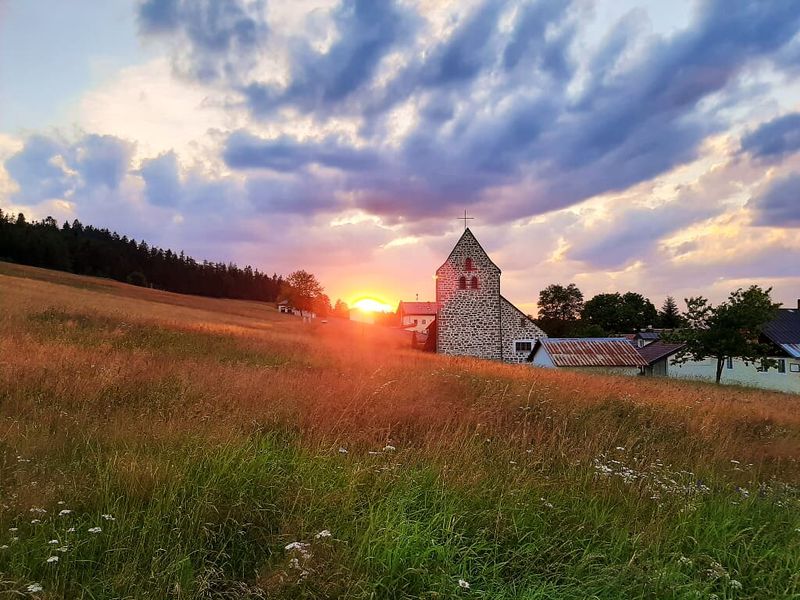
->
[500,296,547,364]
[436,231,502,360]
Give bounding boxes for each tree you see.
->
[281,270,324,312]
[668,286,779,384]
[581,292,657,334]
[537,283,584,336]
[333,299,350,319]
[658,296,682,328]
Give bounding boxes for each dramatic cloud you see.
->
[749,174,800,227]
[741,112,800,161]
[5,0,800,308]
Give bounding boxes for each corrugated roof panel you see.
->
[779,343,800,358]
[540,338,648,368]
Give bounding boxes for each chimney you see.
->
[797,298,800,311]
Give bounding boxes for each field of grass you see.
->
[1,262,799,599]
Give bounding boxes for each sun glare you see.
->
[351,297,393,313]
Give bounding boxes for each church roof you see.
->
[528,338,648,368]
[397,301,438,315]
[437,227,500,274]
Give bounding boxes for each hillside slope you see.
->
[1,262,799,599]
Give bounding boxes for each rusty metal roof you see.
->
[397,301,438,315]
[531,338,649,368]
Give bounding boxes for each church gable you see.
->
[435,226,547,363]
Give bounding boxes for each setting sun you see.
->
[351,297,394,313]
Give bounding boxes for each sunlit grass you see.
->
[1,262,799,598]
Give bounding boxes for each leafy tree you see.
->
[668,286,779,383]
[537,283,583,336]
[281,270,325,312]
[581,292,657,334]
[332,299,350,319]
[658,296,683,328]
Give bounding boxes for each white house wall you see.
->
[668,357,800,394]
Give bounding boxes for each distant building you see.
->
[665,303,800,394]
[633,331,660,348]
[397,301,437,333]
[527,338,648,376]
[435,228,546,363]
[637,341,686,376]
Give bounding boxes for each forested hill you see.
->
[0,210,283,302]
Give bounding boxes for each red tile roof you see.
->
[532,338,648,368]
[397,301,438,315]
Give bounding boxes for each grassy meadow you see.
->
[1,261,799,599]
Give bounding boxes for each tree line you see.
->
[0,210,284,302]
[535,283,682,336]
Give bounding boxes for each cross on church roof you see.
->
[458,210,474,230]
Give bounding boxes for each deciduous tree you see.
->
[669,286,779,383]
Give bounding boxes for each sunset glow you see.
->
[351,297,394,313]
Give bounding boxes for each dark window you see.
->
[726,357,733,369]
[778,359,786,373]
[756,358,769,372]
[459,276,467,289]
[515,341,532,352]
[470,276,478,289]
[465,258,474,271]
[413,319,418,325]
[422,319,427,325]
[520,318,526,328]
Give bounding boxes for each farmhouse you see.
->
[637,341,686,376]
[397,301,437,333]
[435,228,546,363]
[527,338,648,375]
[665,303,800,394]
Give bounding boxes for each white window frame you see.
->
[513,340,535,353]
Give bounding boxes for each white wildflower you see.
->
[315,529,332,539]
[383,445,396,451]
[285,541,310,552]
[57,501,65,505]
[730,580,743,590]
[48,539,59,545]
[88,527,102,534]
[102,514,115,521]
[46,556,59,563]
[616,446,625,451]
[338,447,348,454]
[57,546,68,553]
[730,459,740,464]
[458,579,470,589]
[29,507,46,514]
[66,527,76,533]
[58,509,72,516]
[11,537,19,542]
[288,557,301,570]
[26,583,43,593]
[30,519,41,524]
[0,545,7,549]
[8,527,18,532]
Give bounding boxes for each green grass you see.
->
[1,432,798,599]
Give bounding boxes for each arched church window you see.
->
[459,276,467,289]
[465,257,474,271]
[470,276,479,289]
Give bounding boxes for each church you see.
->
[434,228,547,363]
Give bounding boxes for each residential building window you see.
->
[413,319,418,325]
[790,363,800,373]
[777,359,786,373]
[726,357,733,369]
[459,276,467,289]
[470,276,479,289]
[465,257,474,271]
[515,341,533,352]
[422,319,427,325]
[756,358,769,372]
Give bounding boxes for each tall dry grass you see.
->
[1,263,799,598]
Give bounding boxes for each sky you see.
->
[2,0,800,315]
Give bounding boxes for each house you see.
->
[397,301,437,333]
[665,302,800,394]
[637,341,686,376]
[435,228,547,363]
[277,300,292,314]
[527,338,648,375]
[633,331,660,348]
